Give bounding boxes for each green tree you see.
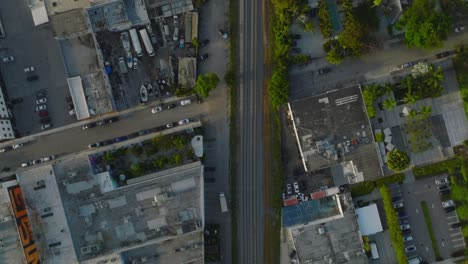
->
[398,0,452,49]
[383,98,397,110]
[318,0,333,39]
[387,149,410,171]
[130,163,145,177]
[194,73,220,97]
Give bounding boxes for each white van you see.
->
[370,242,379,259]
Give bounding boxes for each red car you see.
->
[38,111,49,117]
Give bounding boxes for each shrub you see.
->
[387,149,410,172]
[413,158,462,178]
[350,181,375,197]
[375,173,405,187]
[375,133,384,142]
[380,186,408,264]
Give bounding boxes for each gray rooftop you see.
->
[288,86,382,181]
[291,193,367,264]
[33,154,204,263]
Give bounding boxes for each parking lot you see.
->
[391,175,465,262]
[0,0,72,136]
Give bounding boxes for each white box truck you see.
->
[129,28,143,57]
[220,192,228,213]
[139,28,155,57]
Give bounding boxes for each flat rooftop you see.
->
[0,180,26,264]
[17,165,78,263]
[282,195,342,229]
[288,86,382,181]
[291,193,367,264]
[52,155,204,262]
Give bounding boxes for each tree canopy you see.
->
[387,149,410,171]
[399,0,451,49]
[194,73,220,97]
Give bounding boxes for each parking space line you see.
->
[451,237,465,242]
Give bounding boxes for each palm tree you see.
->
[383,98,397,110]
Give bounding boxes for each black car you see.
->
[439,189,450,195]
[11,97,23,104]
[39,117,51,124]
[27,75,39,81]
[199,53,209,61]
[36,90,46,99]
[444,206,455,213]
[104,117,119,124]
[451,222,462,228]
[200,39,210,47]
[402,229,412,236]
[290,48,301,54]
[291,34,301,39]
[165,103,176,110]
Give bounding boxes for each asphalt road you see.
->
[237,0,265,261]
[0,99,207,170]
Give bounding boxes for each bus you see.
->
[129,28,143,57]
[139,28,155,57]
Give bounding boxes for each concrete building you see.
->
[288,86,383,183]
[13,154,205,263]
[288,193,368,264]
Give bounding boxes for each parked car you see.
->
[200,39,210,47]
[393,202,404,209]
[11,97,23,104]
[87,143,100,149]
[12,143,23,149]
[39,117,51,124]
[35,98,47,105]
[82,123,97,130]
[180,99,192,106]
[165,103,176,110]
[27,75,39,81]
[451,222,462,228]
[405,245,417,253]
[41,155,55,162]
[24,66,35,72]
[442,200,455,208]
[400,224,411,230]
[36,105,47,111]
[178,119,190,125]
[403,236,413,242]
[2,56,14,63]
[199,53,209,61]
[287,184,292,195]
[151,106,163,114]
[293,182,300,193]
[38,111,49,117]
[41,123,52,130]
[435,177,448,185]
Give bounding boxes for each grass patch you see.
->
[421,201,441,259]
[412,158,462,178]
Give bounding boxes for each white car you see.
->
[178,119,190,125]
[36,105,47,111]
[36,98,47,105]
[180,99,191,106]
[293,182,300,193]
[442,200,455,208]
[435,177,448,185]
[151,106,163,114]
[2,56,14,63]
[24,66,35,73]
[41,155,55,162]
[12,143,23,149]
